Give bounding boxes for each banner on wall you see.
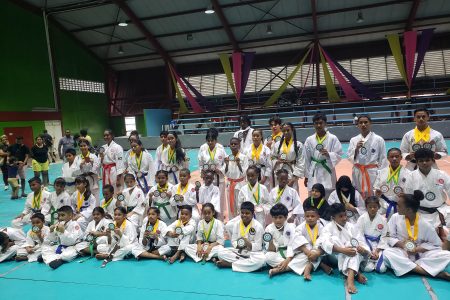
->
[168,65,204,113]
[219,51,255,102]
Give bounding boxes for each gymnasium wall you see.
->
[0,1,109,142]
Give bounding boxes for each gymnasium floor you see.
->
[1,141,449,300]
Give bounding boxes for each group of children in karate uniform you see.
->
[1,108,450,294]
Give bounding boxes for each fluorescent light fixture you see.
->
[356,11,364,23]
[205,5,215,14]
[118,21,128,27]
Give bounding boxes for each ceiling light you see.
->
[356,11,364,23]
[118,20,128,27]
[187,33,193,41]
[118,46,124,55]
[266,24,273,35]
[205,5,215,14]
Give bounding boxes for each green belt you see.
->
[278,246,287,259]
[155,202,172,219]
[311,157,332,174]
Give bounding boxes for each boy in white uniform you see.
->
[12,177,50,228]
[100,129,125,192]
[196,171,221,216]
[42,206,83,269]
[233,115,254,152]
[126,140,155,194]
[0,227,26,262]
[216,202,265,272]
[243,129,273,190]
[268,169,302,223]
[319,203,370,294]
[404,148,450,232]
[303,113,342,198]
[347,115,387,198]
[41,177,71,225]
[383,191,450,280]
[16,213,50,262]
[62,148,81,195]
[155,131,169,171]
[374,148,410,219]
[400,108,447,170]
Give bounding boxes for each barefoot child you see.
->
[0,227,26,262]
[160,205,196,264]
[170,168,199,223]
[16,213,50,262]
[185,203,225,263]
[148,170,176,224]
[320,203,370,294]
[41,177,71,225]
[196,170,221,217]
[328,176,365,223]
[383,191,450,280]
[132,207,168,260]
[268,169,302,223]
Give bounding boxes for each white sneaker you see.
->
[4,186,8,191]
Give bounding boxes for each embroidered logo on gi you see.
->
[75,225,80,230]
[371,149,376,153]
[377,224,384,230]
[438,178,444,184]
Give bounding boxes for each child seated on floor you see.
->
[216,201,265,273]
[16,213,50,262]
[76,207,110,257]
[0,227,26,263]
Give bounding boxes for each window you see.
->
[125,117,136,136]
[59,78,105,93]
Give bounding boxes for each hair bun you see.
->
[413,190,424,201]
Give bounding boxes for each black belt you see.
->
[419,206,438,214]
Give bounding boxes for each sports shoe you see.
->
[21,193,27,198]
[4,186,8,191]
[49,259,64,269]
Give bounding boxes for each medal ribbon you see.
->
[405,213,419,241]
[239,220,252,237]
[387,165,401,185]
[272,132,282,141]
[157,183,168,193]
[176,183,189,196]
[275,187,285,203]
[80,152,91,160]
[315,133,327,146]
[115,219,127,232]
[281,138,293,154]
[32,190,42,209]
[306,223,319,246]
[202,218,215,242]
[147,219,159,233]
[251,143,263,161]
[168,147,176,164]
[135,151,143,171]
[102,198,113,209]
[176,219,188,227]
[340,192,349,204]
[208,146,216,162]
[310,197,325,209]
[248,183,260,204]
[76,191,85,212]
[414,126,430,143]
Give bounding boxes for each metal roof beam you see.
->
[211,0,240,51]
[111,0,174,66]
[405,0,421,30]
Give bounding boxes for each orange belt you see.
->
[227,177,245,215]
[102,163,116,187]
[354,163,377,196]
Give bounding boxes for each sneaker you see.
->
[37,255,44,263]
[21,193,27,198]
[49,259,64,269]
[4,186,8,191]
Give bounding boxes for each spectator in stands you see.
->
[400,107,447,171]
[58,130,75,160]
[352,113,358,125]
[265,116,283,150]
[42,130,56,163]
[79,129,92,145]
[7,136,30,197]
[347,115,388,198]
[303,113,343,199]
[233,115,254,152]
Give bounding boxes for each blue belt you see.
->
[66,182,75,187]
[55,245,68,254]
[136,171,149,194]
[381,195,397,218]
[169,170,178,184]
[364,234,380,251]
[376,253,384,273]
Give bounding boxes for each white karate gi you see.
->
[268,185,303,222]
[218,218,266,272]
[158,218,196,255]
[185,218,225,262]
[12,190,51,228]
[169,183,199,223]
[97,220,137,261]
[62,161,82,195]
[236,183,271,228]
[404,168,450,228]
[127,150,156,193]
[400,127,448,170]
[70,191,96,231]
[234,126,254,152]
[198,184,221,214]
[220,152,248,218]
[41,191,71,225]
[17,226,50,262]
[303,133,342,196]
[100,197,117,219]
[383,213,450,277]
[347,132,388,197]
[75,218,110,253]
[327,190,366,223]
[319,221,369,275]
[131,218,168,257]
[155,144,168,171]
[271,140,305,192]
[373,166,410,218]
[148,183,176,224]
[101,140,125,190]
[198,143,227,217]
[243,143,273,190]
[119,186,146,228]
[355,212,388,272]
[159,147,189,185]
[75,152,101,204]
[0,227,26,262]
[42,220,82,264]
